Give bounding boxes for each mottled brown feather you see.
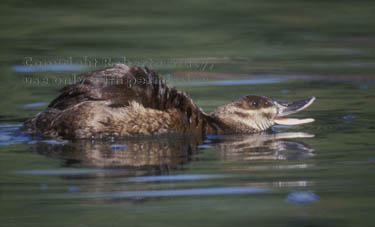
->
[22,64,220,139]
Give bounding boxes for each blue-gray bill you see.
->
[273,96,316,125]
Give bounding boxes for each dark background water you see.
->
[1,1,375,227]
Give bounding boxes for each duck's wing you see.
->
[47,64,133,110]
[48,64,201,113]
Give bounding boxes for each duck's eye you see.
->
[251,100,259,107]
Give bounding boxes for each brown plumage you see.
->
[21,64,316,139]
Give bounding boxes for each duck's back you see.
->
[22,64,211,139]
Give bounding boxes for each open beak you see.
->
[273,96,316,125]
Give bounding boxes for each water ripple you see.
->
[286,190,319,205]
[12,64,87,72]
[69,186,269,199]
[187,78,282,86]
[13,169,119,175]
[127,174,223,182]
[23,102,48,108]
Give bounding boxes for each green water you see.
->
[1,0,375,227]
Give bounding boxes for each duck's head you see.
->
[210,95,315,133]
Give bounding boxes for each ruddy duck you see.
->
[22,64,315,139]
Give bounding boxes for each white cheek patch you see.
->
[240,107,276,131]
[274,118,314,125]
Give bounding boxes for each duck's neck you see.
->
[202,113,264,135]
[196,114,231,135]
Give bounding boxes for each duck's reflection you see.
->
[210,132,314,161]
[32,136,203,171]
[31,132,314,169]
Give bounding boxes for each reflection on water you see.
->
[210,132,314,161]
[7,132,312,201]
[29,135,203,169]
[24,132,314,170]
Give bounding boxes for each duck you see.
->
[21,63,316,139]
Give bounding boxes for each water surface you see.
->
[1,1,375,227]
